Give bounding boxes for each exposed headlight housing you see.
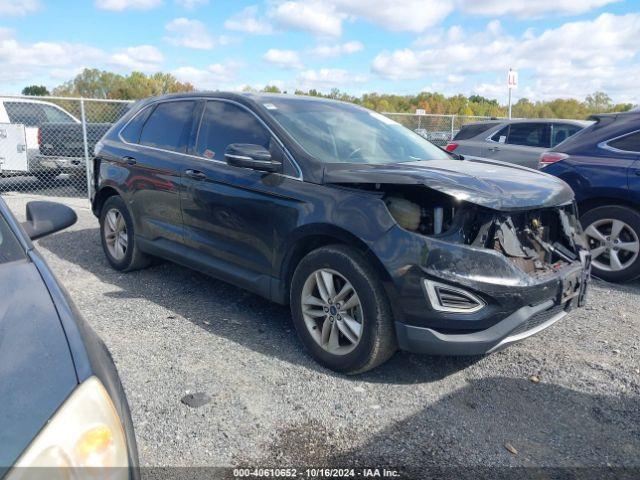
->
[423,279,485,314]
[8,376,129,480]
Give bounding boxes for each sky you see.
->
[0,0,639,104]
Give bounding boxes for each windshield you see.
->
[261,98,451,164]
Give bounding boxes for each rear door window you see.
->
[41,105,76,123]
[506,123,550,148]
[607,131,640,153]
[4,102,45,127]
[489,126,509,143]
[121,106,153,144]
[139,101,196,153]
[551,123,582,147]
[196,101,271,161]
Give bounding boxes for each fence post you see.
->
[79,98,92,200]
[450,115,455,141]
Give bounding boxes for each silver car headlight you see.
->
[8,376,129,479]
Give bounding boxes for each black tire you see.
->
[290,244,397,374]
[99,195,151,272]
[581,205,640,282]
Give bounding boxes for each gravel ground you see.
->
[4,193,640,473]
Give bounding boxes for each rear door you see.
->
[0,123,28,173]
[483,122,550,168]
[605,130,640,203]
[115,99,198,244]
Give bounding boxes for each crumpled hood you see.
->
[322,158,574,211]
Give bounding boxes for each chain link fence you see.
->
[0,95,132,198]
[382,113,504,147]
[0,94,508,199]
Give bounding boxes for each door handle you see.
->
[185,169,207,180]
[488,146,501,152]
[122,156,137,166]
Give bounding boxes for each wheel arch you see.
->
[92,185,122,217]
[277,224,396,307]
[577,196,640,218]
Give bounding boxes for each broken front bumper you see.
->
[373,224,591,355]
[394,251,590,355]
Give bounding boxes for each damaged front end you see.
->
[324,160,591,355]
[351,182,589,285]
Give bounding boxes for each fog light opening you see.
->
[423,279,485,314]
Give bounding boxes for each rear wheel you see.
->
[581,205,640,282]
[290,245,397,374]
[99,195,151,272]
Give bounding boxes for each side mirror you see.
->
[21,201,77,240]
[225,144,282,173]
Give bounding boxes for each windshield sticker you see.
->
[263,103,278,110]
[369,111,398,125]
[204,149,215,159]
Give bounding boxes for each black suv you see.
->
[92,93,590,373]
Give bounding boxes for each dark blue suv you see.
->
[541,111,640,282]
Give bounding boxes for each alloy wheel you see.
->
[584,218,639,272]
[104,208,128,261]
[301,268,363,355]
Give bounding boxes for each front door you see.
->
[180,99,296,290]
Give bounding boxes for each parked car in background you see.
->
[0,197,138,478]
[0,97,111,183]
[91,92,590,374]
[446,119,590,169]
[540,111,640,282]
[414,128,455,146]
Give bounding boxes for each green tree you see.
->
[21,85,50,96]
[585,91,612,113]
[262,85,282,93]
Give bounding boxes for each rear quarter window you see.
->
[139,101,196,153]
[607,131,640,153]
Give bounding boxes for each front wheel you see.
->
[290,245,397,374]
[581,205,640,282]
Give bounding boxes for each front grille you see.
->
[510,303,566,337]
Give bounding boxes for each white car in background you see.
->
[0,97,79,181]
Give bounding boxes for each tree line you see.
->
[22,68,635,119]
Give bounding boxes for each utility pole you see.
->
[507,68,518,119]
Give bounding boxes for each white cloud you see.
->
[333,0,453,32]
[271,1,344,37]
[309,41,363,58]
[263,49,303,69]
[270,0,453,36]
[0,31,163,88]
[224,5,274,35]
[165,18,216,50]
[109,45,164,71]
[95,0,162,10]
[175,0,208,8]
[372,13,640,101]
[0,0,40,16]
[297,68,367,89]
[172,61,243,89]
[457,0,620,19]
